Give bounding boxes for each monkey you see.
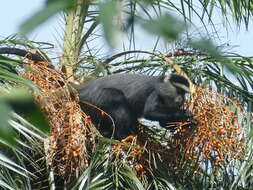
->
[0,47,191,139]
[78,73,191,139]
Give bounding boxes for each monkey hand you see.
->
[183,109,193,120]
[171,109,193,122]
[158,109,192,127]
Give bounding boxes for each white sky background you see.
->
[0,1,253,56]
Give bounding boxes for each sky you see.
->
[0,1,253,56]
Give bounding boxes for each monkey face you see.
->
[157,81,187,108]
[162,94,185,108]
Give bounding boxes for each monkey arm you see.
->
[144,106,186,121]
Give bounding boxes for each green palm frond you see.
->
[0,113,47,190]
[0,0,253,188]
[72,140,145,190]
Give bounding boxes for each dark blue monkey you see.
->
[78,73,190,139]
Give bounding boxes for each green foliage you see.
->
[0,50,50,145]
[67,140,143,189]
[0,88,49,146]
[0,102,14,145]
[99,0,123,47]
[0,0,253,189]
[0,113,47,189]
[190,39,223,59]
[20,0,77,35]
[142,14,186,40]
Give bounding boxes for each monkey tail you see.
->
[0,47,47,62]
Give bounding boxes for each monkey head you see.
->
[157,74,190,108]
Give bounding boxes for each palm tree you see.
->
[0,0,252,189]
